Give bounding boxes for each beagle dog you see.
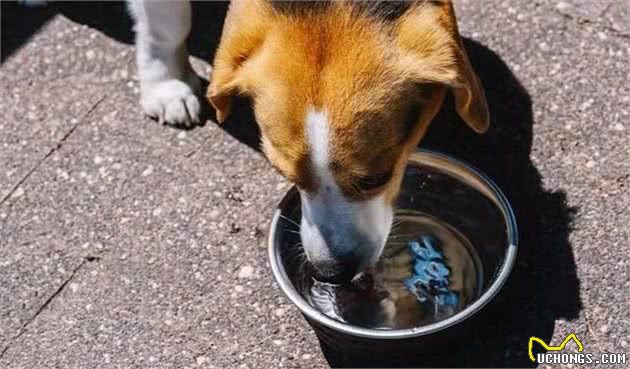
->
[130,0,489,284]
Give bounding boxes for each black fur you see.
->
[270,1,414,21]
[352,0,414,20]
[270,0,331,15]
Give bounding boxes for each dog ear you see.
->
[208,0,269,123]
[395,1,489,133]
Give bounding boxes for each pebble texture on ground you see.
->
[1,1,628,368]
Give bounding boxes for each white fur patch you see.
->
[355,193,393,265]
[129,0,201,126]
[301,107,393,269]
[305,109,330,173]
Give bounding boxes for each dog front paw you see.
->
[140,75,201,127]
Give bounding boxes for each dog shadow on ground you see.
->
[419,38,581,368]
[4,3,580,367]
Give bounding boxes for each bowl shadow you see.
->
[320,39,581,368]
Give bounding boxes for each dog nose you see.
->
[311,259,361,285]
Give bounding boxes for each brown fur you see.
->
[209,0,488,203]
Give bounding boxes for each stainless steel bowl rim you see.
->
[268,149,518,340]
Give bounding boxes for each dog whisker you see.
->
[288,241,309,273]
[391,220,403,229]
[387,233,418,240]
[279,214,301,229]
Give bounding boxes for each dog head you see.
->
[209,0,488,283]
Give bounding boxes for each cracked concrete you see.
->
[1,255,100,359]
[1,1,629,368]
[0,96,106,206]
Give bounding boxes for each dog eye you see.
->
[354,171,392,192]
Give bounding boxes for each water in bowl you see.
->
[299,210,483,330]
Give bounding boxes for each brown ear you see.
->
[208,0,269,123]
[396,1,489,133]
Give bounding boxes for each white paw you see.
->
[140,77,202,126]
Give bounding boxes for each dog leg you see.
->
[128,0,201,126]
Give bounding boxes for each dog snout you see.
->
[310,257,362,285]
[299,188,392,284]
[303,223,368,283]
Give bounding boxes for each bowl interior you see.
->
[269,150,517,338]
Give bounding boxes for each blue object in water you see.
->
[403,235,459,314]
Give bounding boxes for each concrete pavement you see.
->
[1,1,628,368]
